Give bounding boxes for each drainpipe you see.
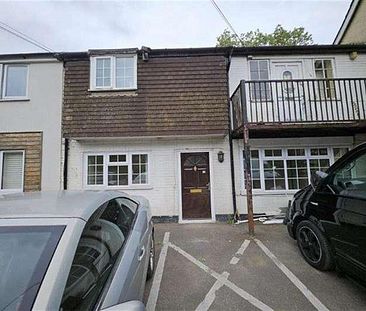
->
[226,47,239,221]
[63,138,69,190]
[229,128,239,220]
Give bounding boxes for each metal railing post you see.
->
[240,80,255,236]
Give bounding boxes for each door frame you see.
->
[177,150,216,223]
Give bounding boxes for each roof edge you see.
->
[334,0,361,44]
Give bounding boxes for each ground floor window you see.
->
[0,150,24,191]
[86,152,149,187]
[243,146,349,191]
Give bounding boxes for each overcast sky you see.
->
[0,0,351,54]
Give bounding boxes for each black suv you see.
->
[284,143,366,282]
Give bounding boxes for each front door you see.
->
[272,62,304,121]
[181,152,211,219]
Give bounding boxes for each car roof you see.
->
[0,190,130,221]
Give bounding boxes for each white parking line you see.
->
[254,239,330,311]
[169,242,273,311]
[230,256,240,265]
[236,239,250,255]
[195,271,229,311]
[146,232,170,311]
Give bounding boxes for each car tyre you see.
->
[146,233,155,280]
[296,220,335,271]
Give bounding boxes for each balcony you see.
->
[231,78,366,138]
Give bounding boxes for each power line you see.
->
[210,0,244,45]
[0,20,54,52]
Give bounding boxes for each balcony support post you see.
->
[240,80,255,236]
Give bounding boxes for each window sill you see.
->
[88,88,137,92]
[84,185,153,191]
[239,189,299,196]
[0,189,23,196]
[0,98,30,102]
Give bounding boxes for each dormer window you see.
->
[90,55,137,91]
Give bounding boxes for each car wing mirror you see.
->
[101,300,145,311]
[311,171,328,189]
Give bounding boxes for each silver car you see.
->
[0,191,154,311]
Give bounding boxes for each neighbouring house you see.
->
[334,0,366,45]
[0,53,63,194]
[229,44,366,216]
[60,48,235,222]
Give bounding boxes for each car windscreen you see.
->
[0,225,65,311]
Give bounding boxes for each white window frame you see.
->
[1,64,29,100]
[84,152,150,189]
[90,55,137,91]
[0,150,25,193]
[240,146,350,194]
[248,59,270,80]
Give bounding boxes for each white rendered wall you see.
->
[0,60,63,191]
[229,53,366,96]
[67,136,234,219]
[232,136,354,216]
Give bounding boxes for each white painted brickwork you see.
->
[67,136,233,218]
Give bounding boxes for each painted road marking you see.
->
[236,239,250,255]
[195,271,229,311]
[230,239,250,265]
[169,242,273,311]
[230,256,240,265]
[254,239,329,311]
[146,232,170,311]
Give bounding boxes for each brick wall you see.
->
[0,132,42,191]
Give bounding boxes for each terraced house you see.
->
[61,48,234,222]
[229,44,366,216]
[0,53,63,194]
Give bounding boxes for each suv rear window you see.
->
[0,225,64,311]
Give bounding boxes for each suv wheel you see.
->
[296,220,335,271]
[146,233,155,280]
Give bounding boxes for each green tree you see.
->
[216,25,313,47]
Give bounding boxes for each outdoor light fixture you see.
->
[217,151,224,163]
[349,51,358,61]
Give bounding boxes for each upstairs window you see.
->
[90,55,137,90]
[249,60,271,101]
[314,59,335,99]
[0,64,28,99]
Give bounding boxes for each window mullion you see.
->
[104,154,108,186]
[128,154,132,186]
[0,151,3,189]
[283,148,289,191]
[259,149,265,191]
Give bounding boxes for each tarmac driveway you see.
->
[144,223,366,311]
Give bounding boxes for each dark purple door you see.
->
[181,152,211,219]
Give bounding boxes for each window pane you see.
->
[87,155,104,185]
[132,154,148,184]
[333,148,348,162]
[332,152,366,198]
[2,152,23,190]
[5,65,27,97]
[61,202,125,310]
[108,164,128,186]
[95,58,111,87]
[116,57,135,89]
[243,150,261,189]
[0,226,64,311]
